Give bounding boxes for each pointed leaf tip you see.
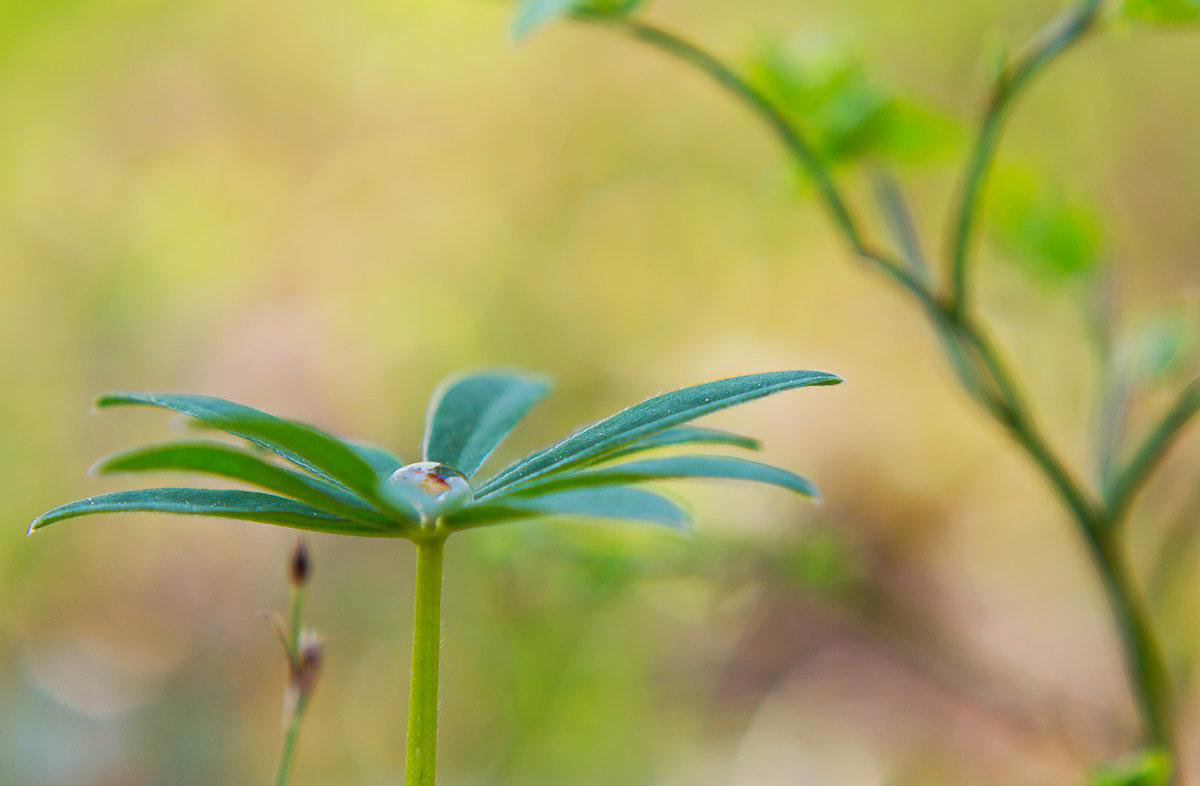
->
[479,369,839,497]
[30,488,395,537]
[503,454,820,499]
[89,391,390,510]
[422,369,551,477]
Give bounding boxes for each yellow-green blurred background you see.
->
[3,1,1199,784]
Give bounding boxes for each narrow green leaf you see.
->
[94,393,386,509]
[501,454,819,498]
[346,440,404,478]
[449,486,689,529]
[29,488,393,537]
[422,369,551,477]
[375,476,440,526]
[477,370,839,497]
[92,441,396,528]
[587,425,760,464]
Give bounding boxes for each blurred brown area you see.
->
[1,1,1198,784]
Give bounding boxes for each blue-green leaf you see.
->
[449,486,689,529]
[588,426,760,464]
[94,393,386,508]
[511,0,643,39]
[29,488,392,537]
[346,440,404,478]
[91,441,396,528]
[422,369,551,477]
[477,370,839,497]
[511,0,579,39]
[1126,307,1198,384]
[505,455,818,498]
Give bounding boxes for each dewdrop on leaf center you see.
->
[389,461,472,514]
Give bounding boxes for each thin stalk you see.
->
[1088,527,1174,751]
[272,694,310,786]
[1106,379,1200,526]
[287,584,305,654]
[946,0,1104,310]
[405,536,446,786]
[271,575,310,786]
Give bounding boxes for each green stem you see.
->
[1088,526,1173,753]
[287,585,304,659]
[576,2,1179,760]
[1106,379,1200,525]
[947,0,1103,310]
[405,536,446,786]
[271,694,310,786]
[587,15,935,309]
[271,583,308,786]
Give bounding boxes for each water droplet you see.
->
[388,462,472,519]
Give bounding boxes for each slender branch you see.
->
[871,169,928,277]
[1107,379,1200,525]
[405,536,446,786]
[582,15,935,308]
[580,10,1105,532]
[591,16,861,245]
[1088,528,1174,751]
[570,2,1178,759]
[946,0,1104,310]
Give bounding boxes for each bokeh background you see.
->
[2,1,1199,784]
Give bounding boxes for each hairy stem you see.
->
[405,536,446,786]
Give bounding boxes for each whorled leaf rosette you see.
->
[31,369,840,539]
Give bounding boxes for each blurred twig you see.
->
[570,0,1195,767]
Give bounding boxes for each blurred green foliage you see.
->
[747,35,959,168]
[1087,749,1171,786]
[1122,0,1200,23]
[1125,306,1199,385]
[986,163,1105,282]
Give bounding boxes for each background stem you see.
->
[405,536,446,786]
[578,2,1182,764]
[1089,528,1174,752]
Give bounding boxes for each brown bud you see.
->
[290,537,311,586]
[294,631,323,698]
